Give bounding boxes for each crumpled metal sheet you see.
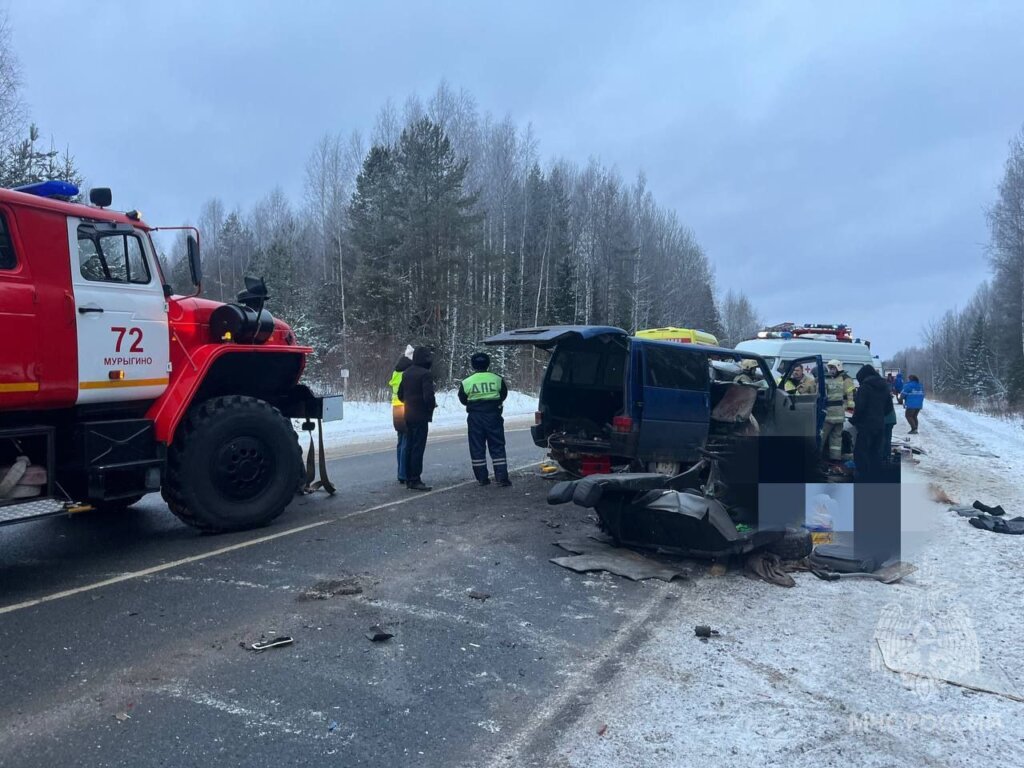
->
[551,537,685,582]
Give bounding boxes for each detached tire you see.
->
[765,527,813,561]
[163,395,302,532]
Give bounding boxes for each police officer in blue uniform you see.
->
[457,352,510,486]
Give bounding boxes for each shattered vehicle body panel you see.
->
[547,471,801,558]
[485,325,828,477]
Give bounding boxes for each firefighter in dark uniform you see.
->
[458,352,510,487]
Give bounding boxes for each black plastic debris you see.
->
[951,500,1024,534]
[694,625,720,638]
[969,516,1024,535]
[973,500,1006,517]
[467,590,491,601]
[366,625,394,642]
[808,544,876,574]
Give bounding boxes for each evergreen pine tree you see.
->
[394,118,478,352]
[549,256,577,324]
[348,145,404,334]
[963,315,996,400]
[0,124,83,191]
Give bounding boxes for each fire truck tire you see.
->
[163,395,302,532]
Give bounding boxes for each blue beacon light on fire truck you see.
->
[12,180,80,199]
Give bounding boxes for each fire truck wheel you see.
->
[163,395,302,532]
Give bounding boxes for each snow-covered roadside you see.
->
[293,390,537,456]
[549,402,1024,768]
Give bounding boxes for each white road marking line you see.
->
[0,461,542,617]
[480,586,669,767]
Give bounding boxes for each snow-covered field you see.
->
[549,402,1024,768]
[294,390,538,456]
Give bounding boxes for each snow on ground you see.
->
[549,402,1024,768]
[293,390,537,455]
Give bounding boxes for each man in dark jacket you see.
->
[457,352,510,487]
[388,348,413,484]
[850,364,894,482]
[397,347,437,491]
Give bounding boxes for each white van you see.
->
[734,337,875,381]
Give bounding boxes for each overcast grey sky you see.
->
[10,1,1024,355]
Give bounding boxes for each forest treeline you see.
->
[888,126,1024,412]
[167,83,760,397]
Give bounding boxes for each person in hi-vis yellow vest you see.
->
[457,352,510,486]
[388,345,414,483]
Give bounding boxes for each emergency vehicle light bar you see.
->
[757,322,853,342]
[12,180,80,199]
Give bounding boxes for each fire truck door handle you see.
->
[78,306,104,314]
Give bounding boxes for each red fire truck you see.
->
[0,182,340,531]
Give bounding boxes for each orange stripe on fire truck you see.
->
[0,382,40,393]
[79,377,169,390]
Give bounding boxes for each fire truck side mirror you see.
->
[187,234,202,289]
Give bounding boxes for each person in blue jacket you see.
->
[892,371,904,398]
[900,374,925,434]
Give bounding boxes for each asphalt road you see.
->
[0,428,682,767]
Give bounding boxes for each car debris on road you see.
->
[694,625,720,638]
[365,625,394,642]
[249,636,294,652]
